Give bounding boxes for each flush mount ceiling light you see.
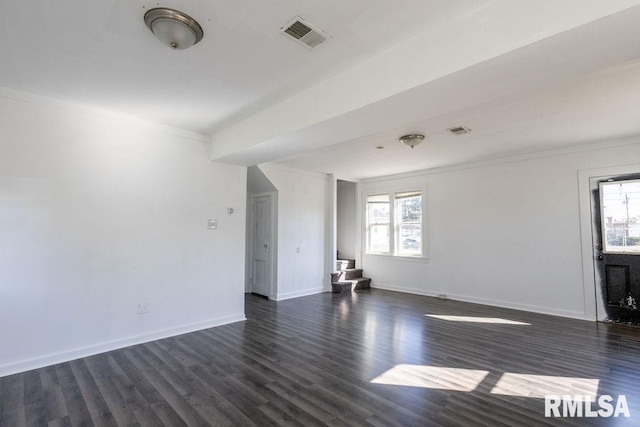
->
[399,134,425,149]
[144,7,203,50]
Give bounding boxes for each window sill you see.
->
[364,253,429,263]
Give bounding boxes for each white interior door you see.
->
[251,195,271,297]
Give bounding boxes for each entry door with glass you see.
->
[596,178,640,323]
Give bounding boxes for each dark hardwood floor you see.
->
[2,289,640,426]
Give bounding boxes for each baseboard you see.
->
[275,287,325,301]
[371,283,590,321]
[0,313,246,378]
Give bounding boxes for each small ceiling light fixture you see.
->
[144,7,204,50]
[399,134,425,149]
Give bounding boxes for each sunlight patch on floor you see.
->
[371,364,489,391]
[490,373,600,398]
[425,314,531,325]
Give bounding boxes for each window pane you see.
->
[398,224,421,255]
[367,195,390,223]
[399,195,422,223]
[367,203,390,225]
[396,193,422,256]
[367,194,390,253]
[370,224,390,253]
[601,180,640,254]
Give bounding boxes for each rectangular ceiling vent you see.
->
[447,126,472,135]
[281,16,330,49]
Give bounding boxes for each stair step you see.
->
[331,277,371,293]
[331,268,363,282]
[336,259,355,270]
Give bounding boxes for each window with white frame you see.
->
[396,191,422,256]
[366,194,391,253]
[366,190,423,257]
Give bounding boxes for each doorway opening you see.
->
[249,193,275,297]
[246,166,278,299]
[336,180,358,264]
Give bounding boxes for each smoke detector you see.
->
[281,16,330,49]
[447,126,472,135]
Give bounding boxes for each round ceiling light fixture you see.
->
[144,7,204,50]
[399,134,425,149]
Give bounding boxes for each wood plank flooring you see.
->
[2,289,640,426]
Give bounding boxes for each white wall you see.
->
[0,91,247,376]
[337,180,357,261]
[247,165,277,194]
[260,164,329,300]
[361,139,640,320]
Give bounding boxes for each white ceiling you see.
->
[276,59,640,179]
[0,0,481,133]
[2,1,640,179]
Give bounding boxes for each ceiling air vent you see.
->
[281,16,330,49]
[447,126,472,135]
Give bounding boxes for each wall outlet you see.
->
[207,219,217,229]
[137,303,151,314]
